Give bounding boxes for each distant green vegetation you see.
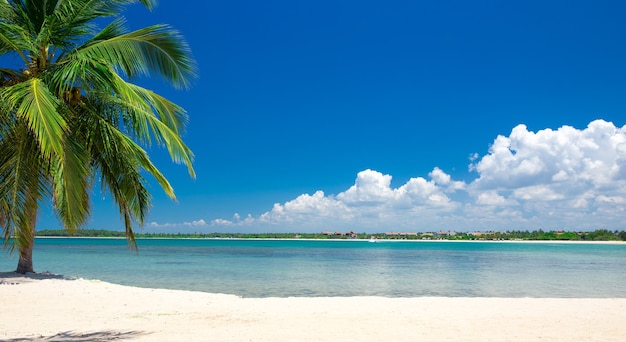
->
[35,229,626,241]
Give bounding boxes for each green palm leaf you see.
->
[51,133,90,231]
[0,123,49,250]
[77,24,197,89]
[0,78,67,158]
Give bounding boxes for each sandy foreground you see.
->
[1,274,625,341]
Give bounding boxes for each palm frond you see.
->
[22,0,61,32]
[118,80,188,133]
[0,78,67,158]
[0,1,17,23]
[0,22,32,65]
[87,113,176,199]
[45,56,112,95]
[0,123,50,250]
[81,114,154,251]
[51,132,90,231]
[54,63,196,177]
[49,0,125,51]
[90,17,127,42]
[76,24,197,89]
[122,210,137,250]
[105,76,195,177]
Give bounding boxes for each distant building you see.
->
[346,231,358,239]
[384,232,418,238]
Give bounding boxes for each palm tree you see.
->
[0,0,196,273]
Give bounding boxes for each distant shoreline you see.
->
[33,228,626,242]
[32,235,626,244]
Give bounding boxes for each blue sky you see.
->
[38,0,626,233]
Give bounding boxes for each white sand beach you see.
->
[1,274,625,341]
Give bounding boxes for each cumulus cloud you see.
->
[259,191,353,223]
[149,219,208,228]
[335,169,457,209]
[210,213,255,226]
[470,120,626,191]
[336,170,395,204]
[475,191,515,206]
[209,168,463,231]
[202,120,626,232]
[468,119,626,227]
[429,167,465,191]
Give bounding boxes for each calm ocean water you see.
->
[2,238,625,298]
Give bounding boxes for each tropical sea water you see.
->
[1,238,625,298]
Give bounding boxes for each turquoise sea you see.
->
[2,238,626,298]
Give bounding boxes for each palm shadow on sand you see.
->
[5,330,147,341]
[0,271,72,284]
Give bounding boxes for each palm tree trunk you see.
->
[16,242,34,274]
[15,204,37,274]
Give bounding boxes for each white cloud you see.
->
[475,191,515,206]
[333,169,458,209]
[256,191,354,230]
[208,169,463,231]
[210,219,234,226]
[149,219,208,228]
[471,120,626,193]
[465,119,626,229]
[211,213,255,227]
[429,167,465,191]
[336,169,396,204]
[146,219,208,232]
[174,119,626,232]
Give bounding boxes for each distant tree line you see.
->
[35,229,626,241]
[452,229,626,241]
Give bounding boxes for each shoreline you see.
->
[32,235,626,244]
[1,274,626,341]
